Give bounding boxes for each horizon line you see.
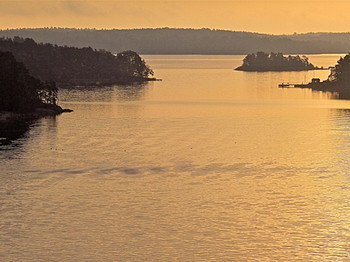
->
[1,27,350,36]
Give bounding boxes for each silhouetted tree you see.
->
[116,50,154,82]
[318,54,350,98]
[0,51,57,112]
[328,54,350,86]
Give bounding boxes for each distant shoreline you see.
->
[235,68,328,72]
[2,28,350,55]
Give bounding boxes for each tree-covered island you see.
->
[235,52,322,72]
[0,37,155,86]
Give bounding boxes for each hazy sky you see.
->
[0,0,349,34]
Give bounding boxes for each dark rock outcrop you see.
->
[0,105,72,143]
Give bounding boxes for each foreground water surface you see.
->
[2,55,350,261]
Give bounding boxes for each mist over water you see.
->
[1,55,350,261]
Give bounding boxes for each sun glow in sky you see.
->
[0,0,349,34]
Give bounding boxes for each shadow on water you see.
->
[59,82,149,103]
[311,88,350,100]
[112,82,149,101]
[334,108,350,115]
[332,109,350,123]
[337,91,350,100]
[329,109,350,164]
[1,82,149,147]
[0,119,29,146]
[0,115,58,149]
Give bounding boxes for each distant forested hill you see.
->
[0,28,349,54]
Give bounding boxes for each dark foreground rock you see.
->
[33,104,69,116]
[0,112,29,143]
[0,104,72,144]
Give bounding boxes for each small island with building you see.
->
[279,54,350,98]
[278,78,321,88]
[236,52,323,72]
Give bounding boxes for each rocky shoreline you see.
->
[0,104,72,145]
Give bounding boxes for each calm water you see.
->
[2,55,350,261]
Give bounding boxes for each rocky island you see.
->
[236,52,322,72]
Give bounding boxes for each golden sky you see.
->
[0,0,349,34]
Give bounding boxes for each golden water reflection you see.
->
[1,55,350,261]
